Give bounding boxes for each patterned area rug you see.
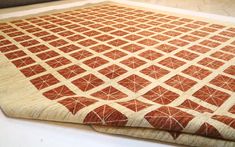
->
[0,2,235,147]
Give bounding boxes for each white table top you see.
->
[0,111,174,147]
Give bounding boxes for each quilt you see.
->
[0,2,235,147]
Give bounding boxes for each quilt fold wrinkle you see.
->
[0,2,235,147]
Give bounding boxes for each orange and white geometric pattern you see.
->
[0,2,235,147]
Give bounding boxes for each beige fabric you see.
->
[0,2,235,147]
[93,125,235,147]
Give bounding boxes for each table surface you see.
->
[0,111,175,147]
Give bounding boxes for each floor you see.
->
[0,0,235,17]
[131,0,235,17]
[0,0,80,14]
